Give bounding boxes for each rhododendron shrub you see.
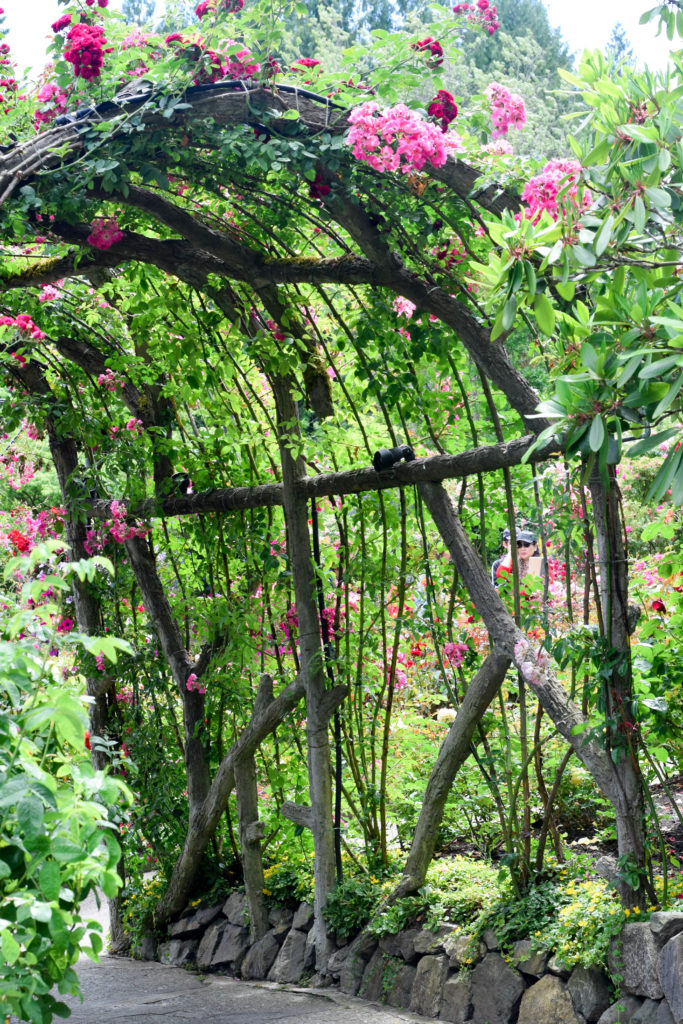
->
[522,159,590,224]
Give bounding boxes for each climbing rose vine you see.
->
[486,81,526,137]
[347,101,463,174]
[63,23,109,81]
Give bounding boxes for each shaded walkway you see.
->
[51,957,436,1023]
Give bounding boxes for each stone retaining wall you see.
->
[142,900,683,1023]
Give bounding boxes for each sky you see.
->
[2,0,677,78]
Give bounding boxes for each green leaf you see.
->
[523,260,536,296]
[533,293,555,335]
[0,775,29,807]
[501,296,517,331]
[573,245,596,267]
[1,928,21,965]
[642,697,668,713]
[627,427,679,457]
[51,837,87,864]
[17,796,44,840]
[581,342,598,372]
[30,901,53,923]
[594,214,614,257]
[633,195,646,233]
[589,416,605,452]
[639,353,683,379]
[39,861,61,901]
[649,746,670,762]
[555,281,575,301]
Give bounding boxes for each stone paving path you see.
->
[9,895,436,1024]
[50,957,438,1024]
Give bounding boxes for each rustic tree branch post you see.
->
[394,649,511,897]
[154,673,306,928]
[233,675,274,943]
[417,480,650,905]
[588,465,649,907]
[272,374,339,968]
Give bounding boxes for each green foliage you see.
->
[323,873,384,940]
[262,852,314,908]
[539,877,625,971]
[0,553,130,1024]
[423,856,503,926]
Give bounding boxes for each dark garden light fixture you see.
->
[372,444,416,472]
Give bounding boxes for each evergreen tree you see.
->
[464,0,572,77]
[121,0,157,26]
[606,23,634,66]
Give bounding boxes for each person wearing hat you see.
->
[495,529,539,583]
[491,528,511,586]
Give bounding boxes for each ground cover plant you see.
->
[1,0,683,1016]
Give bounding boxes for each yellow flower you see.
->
[624,909,630,917]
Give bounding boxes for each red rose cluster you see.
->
[64,23,108,80]
[427,90,458,132]
[8,529,29,553]
[51,14,72,33]
[411,37,444,66]
[195,0,244,17]
[453,0,499,35]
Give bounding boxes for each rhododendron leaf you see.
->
[645,186,671,207]
[490,303,507,342]
[501,296,516,332]
[523,260,536,296]
[588,415,605,452]
[653,374,683,419]
[555,281,575,302]
[573,245,596,267]
[633,196,646,233]
[584,138,611,166]
[594,215,614,257]
[533,293,554,336]
[639,354,683,379]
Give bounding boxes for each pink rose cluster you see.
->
[513,637,551,687]
[87,216,124,249]
[165,32,259,82]
[522,159,590,224]
[0,313,45,340]
[34,82,68,129]
[0,74,18,116]
[97,368,125,392]
[84,500,148,554]
[486,82,526,138]
[444,641,468,667]
[223,40,260,79]
[64,23,109,81]
[347,101,463,176]
[186,672,207,694]
[453,0,499,34]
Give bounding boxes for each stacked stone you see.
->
[149,901,683,1024]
